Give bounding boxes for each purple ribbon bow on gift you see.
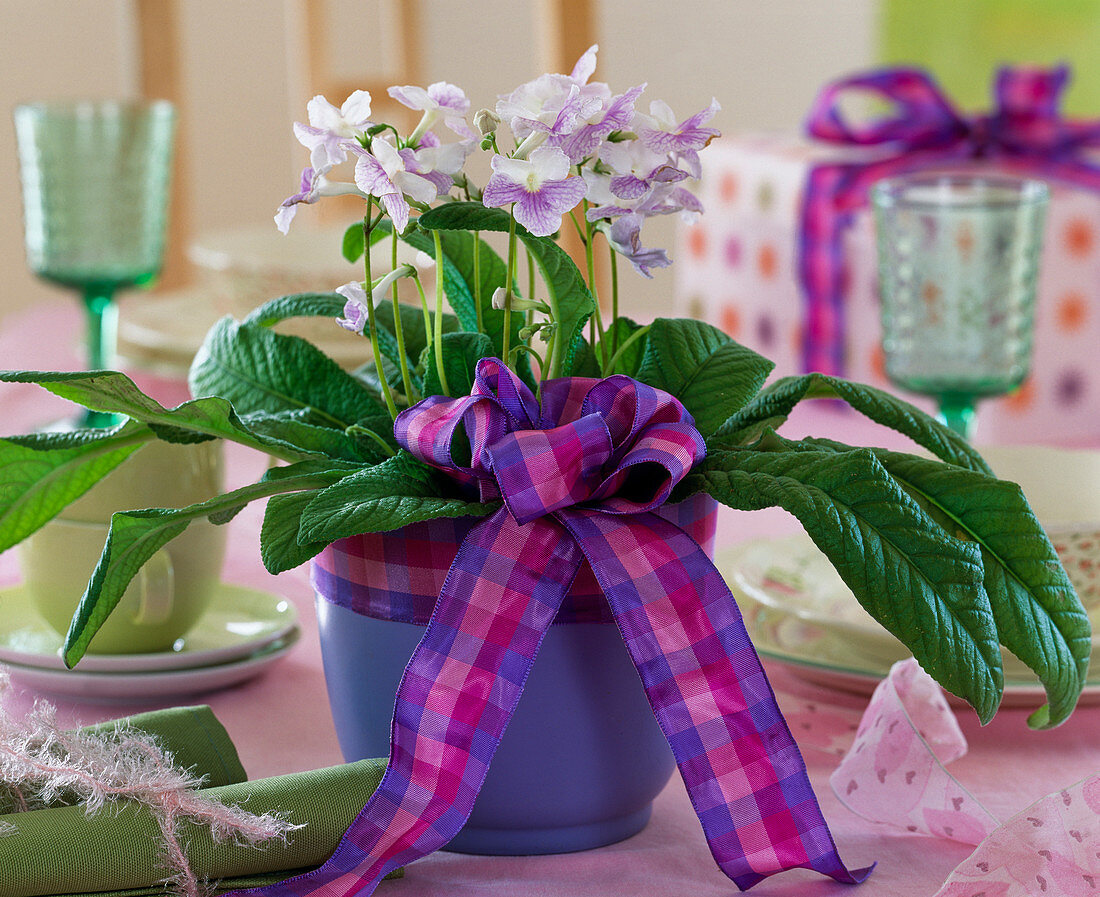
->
[234,359,869,897]
[800,65,1100,377]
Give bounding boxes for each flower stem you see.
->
[526,247,536,330]
[390,230,415,404]
[609,243,620,355]
[363,212,398,419]
[473,231,484,334]
[583,208,607,366]
[503,209,517,367]
[412,274,433,348]
[432,230,450,396]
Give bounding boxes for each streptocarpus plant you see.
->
[0,45,1089,741]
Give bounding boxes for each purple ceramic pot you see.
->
[312,494,717,856]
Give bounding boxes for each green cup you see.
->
[17,440,226,655]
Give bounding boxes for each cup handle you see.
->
[130,549,174,626]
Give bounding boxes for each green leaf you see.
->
[189,317,394,443]
[801,437,1090,728]
[0,369,321,462]
[635,319,774,436]
[421,332,494,399]
[299,452,495,544]
[692,441,1003,722]
[243,293,347,327]
[713,372,991,474]
[0,421,152,552]
[245,290,412,388]
[605,317,647,378]
[62,461,354,667]
[418,202,595,376]
[569,338,602,378]
[260,491,330,574]
[341,219,389,263]
[240,410,380,463]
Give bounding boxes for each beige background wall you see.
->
[0,0,874,332]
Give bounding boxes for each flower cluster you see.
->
[276,45,718,275]
[275,45,719,412]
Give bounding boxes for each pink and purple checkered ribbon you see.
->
[232,359,869,896]
[800,65,1100,376]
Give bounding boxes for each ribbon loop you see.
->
[799,64,1100,377]
[805,68,966,149]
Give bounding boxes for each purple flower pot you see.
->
[312,494,716,856]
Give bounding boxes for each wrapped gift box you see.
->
[676,132,1100,443]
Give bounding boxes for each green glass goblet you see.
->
[14,100,176,428]
[872,174,1049,440]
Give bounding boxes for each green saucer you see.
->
[0,582,298,673]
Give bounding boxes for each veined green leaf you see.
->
[0,421,152,552]
[62,460,356,667]
[299,451,495,544]
[421,332,494,399]
[693,443,1003,722]
[243,292,347,327]
[0,369,322,462]
[240,410,382,463]
[712,372,990,474]
[798,436,1090,728]
[418,202,595,377]
[635,319,774,436]
[189,317,394,443]
[261,490,331,574]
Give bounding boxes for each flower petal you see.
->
[340,90,373,123]
[353,152,395,197]
[427,81,470,114]
[569,44,599,83]
[513,177,586,236]
[481,175,528,209]
[380,192,410,234]
[388,84,432,111]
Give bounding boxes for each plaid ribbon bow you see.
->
[799,65,1100,377]
[234,359,868,896]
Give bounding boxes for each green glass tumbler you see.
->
[14,100,176,427]
[872,174,1049,440]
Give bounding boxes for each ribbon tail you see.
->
[229,507,584,897]
[557,508,873,890]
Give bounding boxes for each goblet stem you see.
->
[937,393,977,441]
[81,285,120,429]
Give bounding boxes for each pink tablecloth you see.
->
[1,301,1096,897]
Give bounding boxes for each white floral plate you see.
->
[1,629,299,704]
[719,534,1100,706]
[0,582,297,672]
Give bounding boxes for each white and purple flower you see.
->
[335,281,370,334]
[481,145,587,237]
[599,139,689,200]
[275,165,365,234]
[293,91,374,169]
[635,98,721,179]
[351,137,458,234]
[605,214,672,278]
[389,81,477,143]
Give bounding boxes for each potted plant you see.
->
[0,47,1089,893]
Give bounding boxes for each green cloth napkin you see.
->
[0,707,390,896]
[0,706,246,816]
